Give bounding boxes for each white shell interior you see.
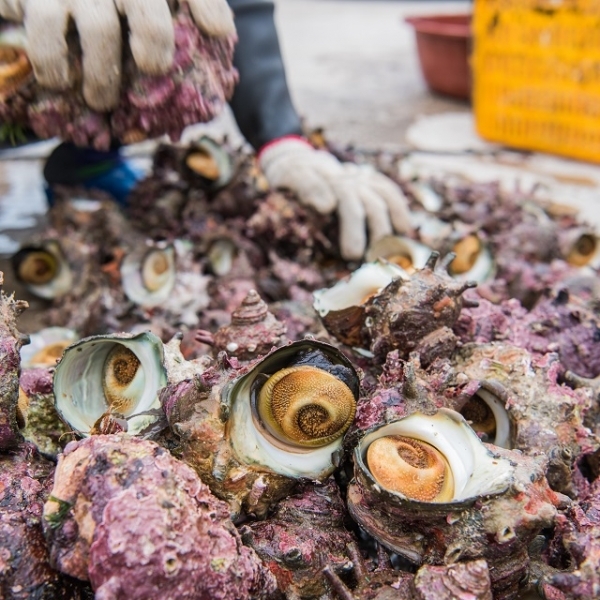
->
[474,388,512,449]
[313,260,408,316]
[26,242,73,300]
[451,242,495,284]
[54,333,167,436]
[208,239,236,276]
[360,409,513,502]
[20,327,78,368]
[228,342,358,479]
[365,236,433,271]
[121,244,176,307]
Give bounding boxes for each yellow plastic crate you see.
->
[473,0,600,163]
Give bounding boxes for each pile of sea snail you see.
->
[3,138,600,600]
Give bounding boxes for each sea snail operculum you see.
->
[257,365,356,448]
[102,345,144,414]
[366,435,454,502]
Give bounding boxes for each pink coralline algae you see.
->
[42,435,277,600]
[0,5,237,150]
[0,272,29,450]
[0,444,91,599]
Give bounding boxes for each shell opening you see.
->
[53,333,167,436]
[365,237,432,275]
[207,239,237,277]
[255,365,356,448]
[460,387,512,449]
[313,260,408,316]
[228,341,359,479]
[102,345,144,414]
[0,45,32,100]
[20,327,78,368]
[359,410,513,503]
[450,235,481,275]
[12,242,73,299]
[121,244,176,307]
[141,248,173,292]
[186,150,220,181]
[567,234,597,267]
[17,251,57,284]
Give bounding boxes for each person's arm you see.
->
[226,0,411,261]
[227,0,302,151]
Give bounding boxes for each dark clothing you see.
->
[228,0,303,150]
[10,0,302,186]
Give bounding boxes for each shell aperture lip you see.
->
[53,332,167,437]
[359,409,513,503]
[141,248,172,292]
[121,243,176,307]
[313,260,408,317]
[11,242,73,299]
[256,365,356,448]
[463,387,512,449]
[228,341,360,480]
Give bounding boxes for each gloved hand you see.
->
[0,0,235,112]
[259,136,411,261]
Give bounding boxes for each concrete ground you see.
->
[274,0,471,149]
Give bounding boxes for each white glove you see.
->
[259,137,411,261]
[0,0,235,112]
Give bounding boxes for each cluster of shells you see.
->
[2,136,600,600]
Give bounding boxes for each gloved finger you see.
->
[270,165,337,214]
[73,0,122,111]
[330,178,367,261]
[24,0,70,90]
[357,184,393,245]
[366,172,412,234]
[0,0,24,21]
[116,0,174,74]
[187,0,236,37]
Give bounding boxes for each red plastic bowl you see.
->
[405,14,472,100]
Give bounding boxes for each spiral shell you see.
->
[121,242,176,307]
[313,260,408,347]
[20,327,78,368]
[53,332,167,436]
[183,136,234,191]
[365,236,432,273]
[228,340,359,479]
[11,241,73,299]
[366,435,454,502]
[447,234,495,283]
[357,410,512,504]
